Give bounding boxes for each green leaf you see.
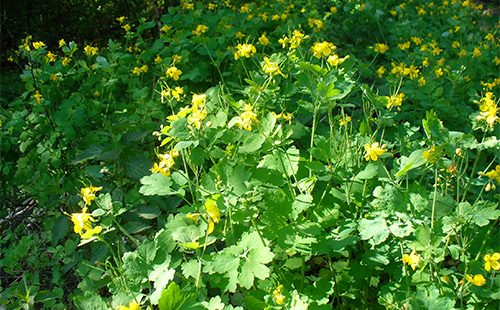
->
[158,282,193,310]
[258,146,300,177]
[239,132,266,153]
[356,162,379,180]
[291,193,313,220]
[73,291,107,310]
[139,174,175,196]
[358,217,389,247]
[206,231,274,292]
[51,215,70,245]
[395,149,427,178]
[149,258,175,304]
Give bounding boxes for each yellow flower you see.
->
[235,31,245,39]
[81,186,103,206]
[466,274,486,287]
[151,150,179,176]
[435,68,444,78]
[204,197,220,223]
[275,112,293,124]
[84,45,98,56]
[364,142,386,161]
[160,25,171,33]
[472,47,481,58]
[154,55,162,64]
[476,92,499,126]
[70,207,103,239]
[117,300,140,310]
[122,24,131,32]
[262,57,284,77]
[233,104,259,131]
[62,57,71,66]
[240,4,250,13]
[386,93,404,110]
[191,94,206,109]
[376,66,386,78]
[374,43,389,54]
[46,51,57,63]
[402,249,421,271]
[59,39,66,47]
[116,16,126,24]
[272,284,285,305]
[234,43,257,60]
[484,165,500,184]
[186,213,201,224]
[208,3,216,10]
[339,116,351,126]
[289,30,307,49]
[192,24,208,36]
[398,41,411,50]
[32,41,46,50]
[311,41,336,58]
[172,54,182,64]
[484,252,500,272]
[166,66,182,80]
[33,90,43,104]
[418,76,426,87]
[423,146,439,163]
[327,54,350,67]
[307,18,324,32]
[258,33,270,46]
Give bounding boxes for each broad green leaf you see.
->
[358,217,389,247]
[238,132,266,153]
[139,174,174,196]
[395,149,427,178]
[258,146,300,177]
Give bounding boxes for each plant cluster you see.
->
[0,0,499,309]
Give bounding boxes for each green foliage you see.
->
[1,0,499,309]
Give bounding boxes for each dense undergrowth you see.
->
[0,0,499,309]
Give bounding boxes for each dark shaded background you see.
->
[0,0,181,70]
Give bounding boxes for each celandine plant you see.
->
[0,0,498,309]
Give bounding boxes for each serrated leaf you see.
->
[395,149,427,178]
[206,231,274,292]
[258,146,300,177]
[358,217,389,246]
[238,132,266,153]
[139,174,175,196]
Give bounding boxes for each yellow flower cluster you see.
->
[258,33,269,46]
[192,24,208,36]
[160,25,171,33]
[307,18,324,32]
[66,186,104,240]
[166,66,182,80]
[233,104,259,131]
[364,142,386,161]
[390,62,420,79]
[272,284,285,305]
[279,30,307,49]
[234,43,257,60]
[374,43,389,54]
[262,57,284,77]
[476,92,499,127]
[311,41,336,59]
[84,45,98,56]
[402,249,421,271]
[187,94,208,129]
[161,86,184,101]
[423,146,440,163]
[70,207,103,240]
[32,41,46,50]
[386,93,405,110]
[151,149,179,176]
[131,65,149,75]
[46,51,57,62]
[327,54,350,67]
